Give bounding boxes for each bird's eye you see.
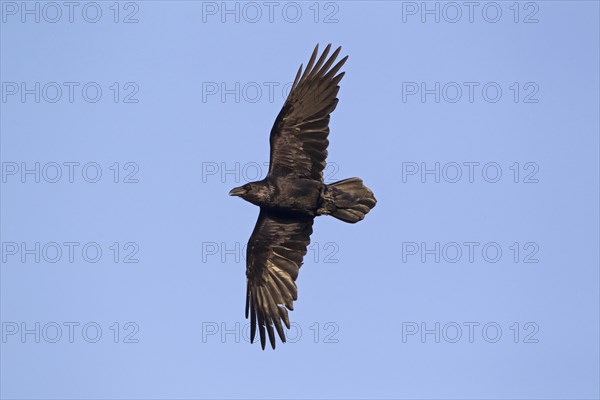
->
[244,184,251,191]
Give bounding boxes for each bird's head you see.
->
[229,182,270,206]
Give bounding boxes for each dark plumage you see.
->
[229,44,377,350]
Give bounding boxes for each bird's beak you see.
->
[229,187,245,197]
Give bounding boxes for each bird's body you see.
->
[229,44,377,349]
[231,177,322,216]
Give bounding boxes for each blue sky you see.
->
[1,1,599,399]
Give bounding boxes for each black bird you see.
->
[229,44,377,349]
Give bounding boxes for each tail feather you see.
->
[319,178,377,223]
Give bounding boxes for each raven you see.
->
[229,44,377,349]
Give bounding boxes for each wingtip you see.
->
[311,44,319,57]
[339,54,349,68]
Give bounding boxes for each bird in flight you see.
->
[229,44,377,349]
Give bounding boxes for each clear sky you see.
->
[1,1,599,399]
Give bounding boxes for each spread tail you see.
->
[319,178,377,223]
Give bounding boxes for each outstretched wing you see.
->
[245,209,314,349]
[268,44,348,181]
